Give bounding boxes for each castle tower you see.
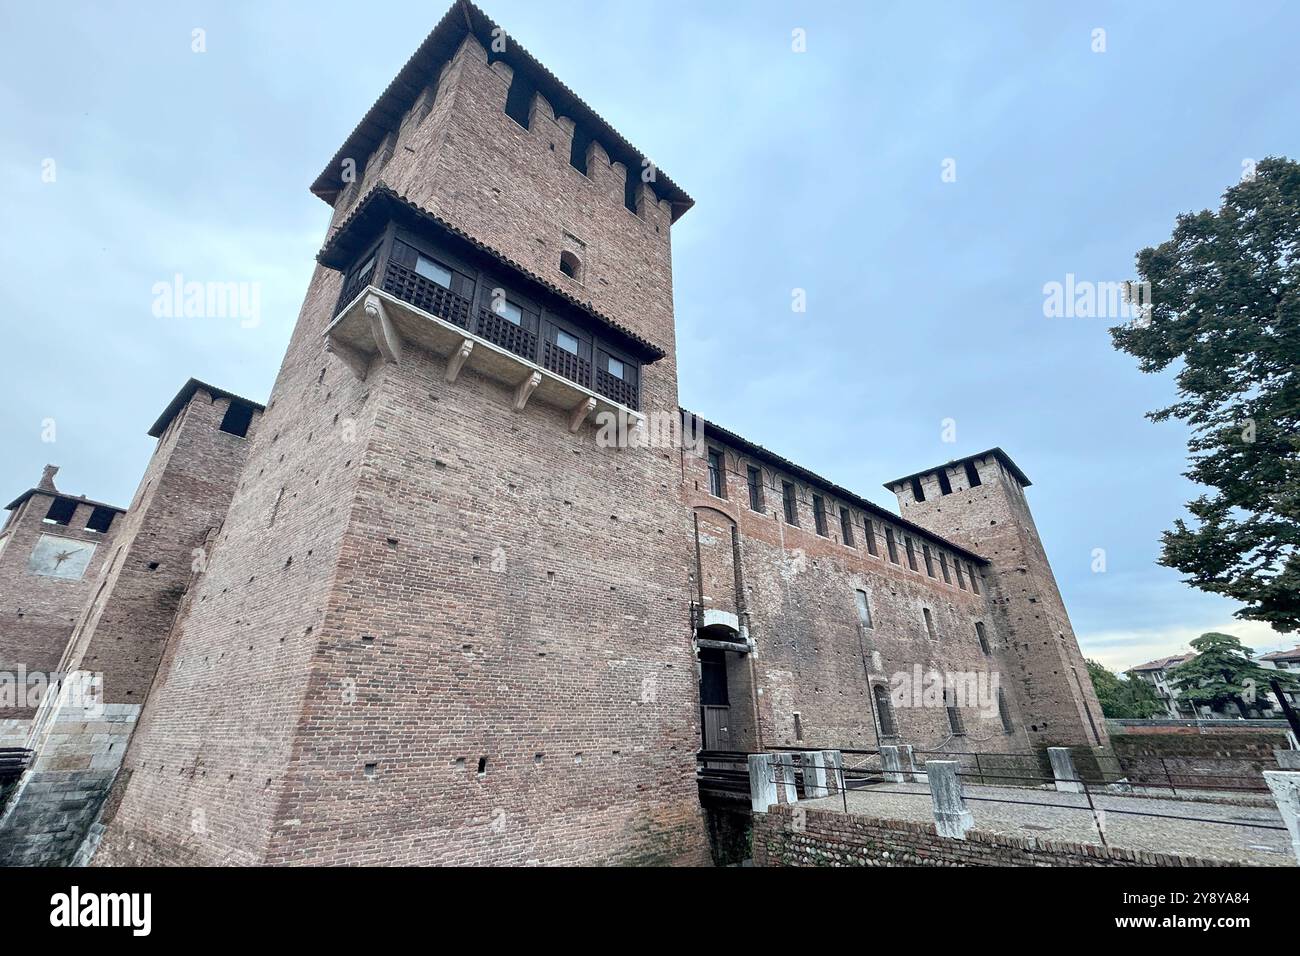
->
[94,2,708,865]
[0,380,263,866]
[0,465,122,722]
[887,449,1108,752]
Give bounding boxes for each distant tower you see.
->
[887,449,1109,753]
[95,3,707,865]
[0,465,122,721]
[0,380,262,866]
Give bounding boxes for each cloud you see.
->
[1079,618,1296,673]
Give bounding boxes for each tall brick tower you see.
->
[887,449,1109,754]
[95,2,708,865]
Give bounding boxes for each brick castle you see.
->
[0,2,1106,866]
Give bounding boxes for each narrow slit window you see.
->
[503,72,535,129]
[747,465,764,512]
[812,495,828,536]
[945,689,966,736]
[997,689,1014,733]
[922,607,937,640]
[904,536,918,571]
[955,562,967,590]
[864,518,878,556]
[922,544,935,577]
[707,448,726,499]
[839,507,854,547]
[782,482,798,526]
[873,684,897,737]
[855,589,872,628]
[975,622,991,655]
[968,564,981,594]
[885,527,899,563]
[939,552,952,584]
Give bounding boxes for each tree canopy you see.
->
[1085,659,1166,719]
[1166,631,1298,716]
[1110,157,1300,631]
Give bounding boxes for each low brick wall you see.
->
[752,805,1231,867]
[1103,729,1291,792]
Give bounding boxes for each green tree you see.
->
[1110,157,1300,631]
[1086,659,1166,719]
[1166,632,1299,717]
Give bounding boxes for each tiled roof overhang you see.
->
[317,184,667,362]
[687,410,992,566]
[308,1,694,223]
[148,378,266,438]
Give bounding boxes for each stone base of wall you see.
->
[0,702,138,867]
[752,805,1234,867]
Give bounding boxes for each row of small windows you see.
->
[911,461,983,503]
[854,589,993,655]
[872,683,1013,739]
[43,498,116,534]
[708,447,982,591]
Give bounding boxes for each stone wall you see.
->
[752,804,1231,867]
[1105,729,1292,792]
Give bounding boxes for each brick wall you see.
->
[1106,730,1291,792]
[95,25,708,866]
[892,453,1108,750]
[0,474,121,719]
[684,437,1033,756]
[752,804,1230,867]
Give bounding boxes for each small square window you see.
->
[415,255,453,288]
[556,330,579,354]
[608,358,625,380]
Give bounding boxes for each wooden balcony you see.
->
[324,283,643,433]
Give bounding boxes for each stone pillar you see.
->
[1275,749,1300,771]
[927,760,974,840]
[900,744,917,781]
[882,745,906,783]
[1048,747,1083,793]
[801,751,828,799]
[748,753,776,813]
[822,750,844,796]
[773,753,798,805]
[1263,771,1300,866]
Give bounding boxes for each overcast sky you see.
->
[2,1,1297,671]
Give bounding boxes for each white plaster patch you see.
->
[27,534,96,580]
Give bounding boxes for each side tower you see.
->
[0,465,122,721]
[0,381,263,866]
[95,3,707,865]
[887,449,1108,753]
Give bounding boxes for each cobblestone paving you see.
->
[804,782,1293,866]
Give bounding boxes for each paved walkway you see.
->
[803,782,1293,866]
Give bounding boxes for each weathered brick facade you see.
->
[890,450,1109,752]
[3,2,1107,867]
[0,381,263,865]
[93,6,706,866]
[0,466,122,720]
[684,423,1035,756]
